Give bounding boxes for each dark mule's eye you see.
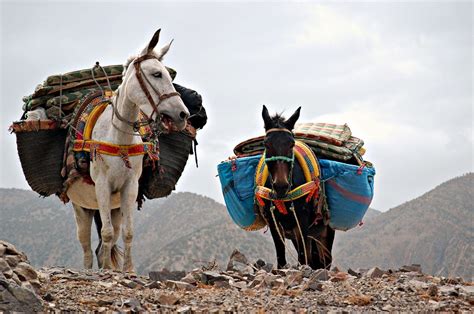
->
[152,71,162,78]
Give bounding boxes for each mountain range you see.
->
[0,173,472,279]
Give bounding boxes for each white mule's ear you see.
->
[140,29,161,56]
[156,39,173,61]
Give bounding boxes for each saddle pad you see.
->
[294,122,352,146]
[233,135,362,161]
[45,64,125,86]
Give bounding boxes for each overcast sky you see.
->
[1,1,472,212]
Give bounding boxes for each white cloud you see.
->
[296,5,370,46]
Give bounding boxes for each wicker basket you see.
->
[11,120,67,196]
[139,129,195,199]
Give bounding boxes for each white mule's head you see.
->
[122,29,189,131]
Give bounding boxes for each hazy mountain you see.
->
[1,173,472,278]
[0,189,274,273]
[333,173,473,280]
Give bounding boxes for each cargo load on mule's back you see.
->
[10,63,207,203]
[218,122,375,232]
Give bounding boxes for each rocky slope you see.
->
[1,241,472,312]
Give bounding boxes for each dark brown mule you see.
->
[260,105,335,269]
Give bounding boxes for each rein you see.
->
[112,54,181,131]
[133,54,180,121]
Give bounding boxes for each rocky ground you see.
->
[1,241,473,312]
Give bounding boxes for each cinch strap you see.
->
[73,140,158,168]
[255,140,320,215]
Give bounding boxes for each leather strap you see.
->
[133,54,181,121]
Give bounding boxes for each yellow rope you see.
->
[290,205,308,265]
[270,206,300,265]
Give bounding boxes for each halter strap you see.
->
[266,128,293,134]
[133,54,181,121]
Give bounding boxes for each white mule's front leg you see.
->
[95,178,114,270]
[120,181,138,273]
[72,203,94,269]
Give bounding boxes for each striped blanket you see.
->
[234,122,365,162]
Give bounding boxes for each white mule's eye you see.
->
[152,71,162,78]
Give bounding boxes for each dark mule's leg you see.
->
[309,224,335,269]
[290,226,313,266]
[268,218,287,268]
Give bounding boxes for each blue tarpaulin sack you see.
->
[319,159,376,231]
[217,155,266,230]
[218,155,375,232]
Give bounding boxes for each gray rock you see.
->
[299,265,313,278]
[177,305,192,313]
[0,241,21,256]
[180,273,197,284]
[120,279,138,289]
[123,298,143,312]
[157,292,180,305]
[400,264,422,273]
[145,281,161,289]
[149,269,186,282]
[214,280,231,289]
[4,255,21,268]
[304,280,323,291]
[202,271,232,285]
[230,280,247,290]
[408,279,429,290]
[459,285,474,296]
[13,262,38,282]
[365,267,385,278]
[0,273,43,312]
[347,268,361,278]
[262,263,274,273]
[285,270,303,287]
[227,249,249,272]
[165,280,197,291]
[0,245,6,257]
[0,258,11,273]
[43,292,54,302]
[310,269,329,281]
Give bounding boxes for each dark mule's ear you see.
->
[262,105,272,130]
[147,29,161,53]
[284,106,301,130]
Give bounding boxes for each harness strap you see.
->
[73,140,158,168]
[255,141,321,215]
[255,181,319,214]
[133,54,180,121]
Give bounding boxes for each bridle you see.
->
[264,128,295,197]
[112,54,181,132]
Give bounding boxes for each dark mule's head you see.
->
[262,105,301,198]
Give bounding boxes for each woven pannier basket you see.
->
[139,129,195,199]
[11,120,67,196]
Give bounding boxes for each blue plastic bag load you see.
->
[217,155,264,230]
[319,159,376,231]
[217,155,375,231]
